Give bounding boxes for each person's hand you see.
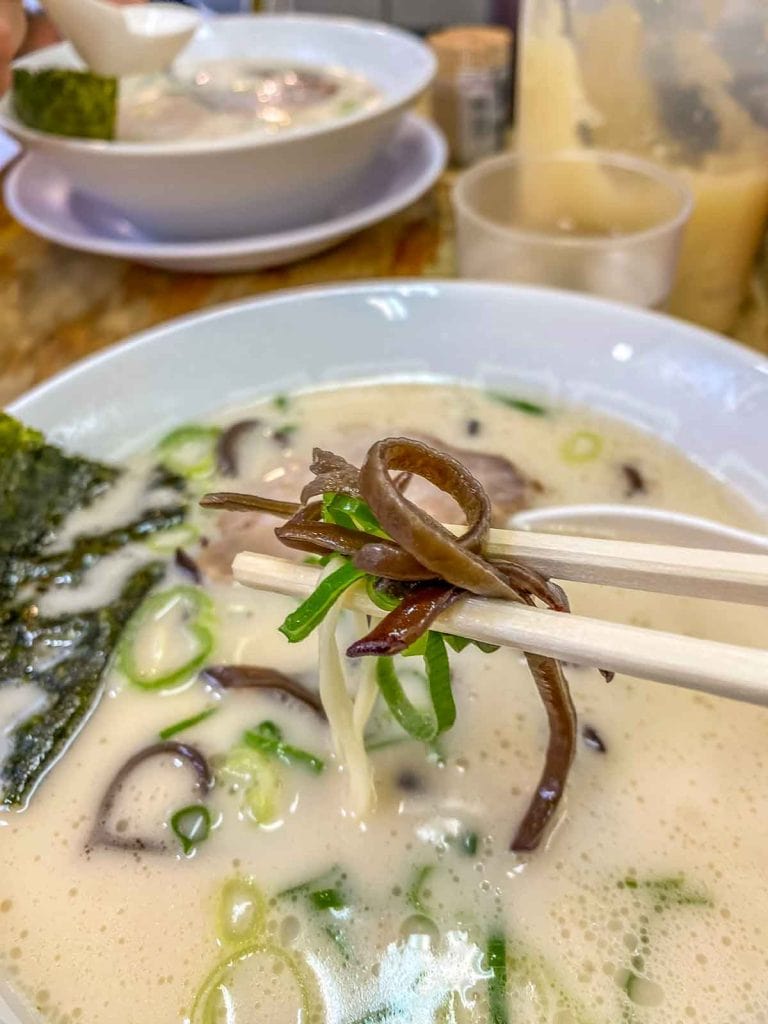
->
[0,0,143,93]
[0,2,27,93]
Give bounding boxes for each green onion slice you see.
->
[279,560,366,643]
[157,424,221,480]
[375,633,454,742]
[145,521,200,555]
[159,706,218,740]
[487,932,509,1024]
[488,392,548,416]
[243,721,324,775]
[118,585,215,691]
[365,576,401,612]
[560,430,604,464]
[191,942,311,1024]
[217,877,267,946]
[309,887,346,911]
[217,745,281,825]
[424,632,455,732]
[321,491,387,536]
[406,864,434,915]
[170,803,211,855]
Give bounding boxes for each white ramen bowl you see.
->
[3,281,768,1023]
[0,15,435,240]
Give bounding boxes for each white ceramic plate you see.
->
[3,280,768,1024]
[3,115,446,273]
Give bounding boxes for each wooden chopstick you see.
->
[233,552,768,707]
[443,525,768,606]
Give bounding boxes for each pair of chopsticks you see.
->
[233,525,768,707]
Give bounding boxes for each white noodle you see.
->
[317,567,376,816]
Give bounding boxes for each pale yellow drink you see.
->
[516,0,768,331]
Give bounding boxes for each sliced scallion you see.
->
[158,706,218,740]
[117,585,215,691]
[406,864,434,915]
[217,745,281,825]
[279,560,366,643]
[321,491,387,536]
[488,392,548,416]
[365,576,401,612]
[424,632,455,733]
[170,803,211,855]
[157,423,221,480]
[243,721,325,775]
[376,660,438,742]
[487,932,509,1024]
[310,887,346,911]
[560,430,604,464]
[217,877,267,946]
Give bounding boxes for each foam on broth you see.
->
[1,383,767,1024]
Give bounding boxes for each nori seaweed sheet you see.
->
[0,563,164,808]
[0,414,188,806]
[12,68,118,141]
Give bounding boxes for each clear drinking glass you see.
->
[453,150,692,308]
[516,0,768,333]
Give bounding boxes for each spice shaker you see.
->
[429,25,512,167]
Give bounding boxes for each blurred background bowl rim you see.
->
[0,12,436,157]
[452,148,694,250]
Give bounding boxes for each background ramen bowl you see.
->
[0,14,435,241]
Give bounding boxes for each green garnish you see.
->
[459,830,478,856]
[117,585,215,690]
[375,633,454,742]
[560,430,604,464]
[364,576,401,612]
[191,942,311,1024]
[487,933,509,1024]
[278,865,342,901]
[620,875,713,909]
[158,706,218,740]
[1,563,163,807]
[273,394,290,412]
[170,803,211,855]
[279,560,366,643]
[321,492,387,537]
[217,745,281,825]
[156,424,221,481]
[406,864,434,915]
[217,877,267,946]
[303,554,333,567]
[310,887,346,911]
[488,392,548,416]
[13,68,118,140]
[443,633,499,655]
[146,521,200,555]
[243,720,325,775]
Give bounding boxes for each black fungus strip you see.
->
[174,547,203,585]
[621,463,647,497]
[202,664,326,718]
[88,741,212,853]
[216,419,262,477]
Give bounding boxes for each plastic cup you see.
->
[453,150,693,309]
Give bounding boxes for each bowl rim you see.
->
[452,149,694,250]
[0,12,436,158]
[10,278,768,420]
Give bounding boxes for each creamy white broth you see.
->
[1,382,767,1024]
[116,61,381,143]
